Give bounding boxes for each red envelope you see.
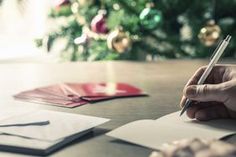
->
[65,83,147,101]
[14,83,147,108]
[14,91,87,108]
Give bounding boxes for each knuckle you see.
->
[225,67,235,80]
[199,66,207,72]
[202,84,208,96]
[196,84,208,97]
[195,66,207,78]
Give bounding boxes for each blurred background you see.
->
[0,0,235,63]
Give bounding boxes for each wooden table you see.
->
[0,60,235,157]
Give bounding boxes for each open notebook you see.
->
[0,108,109,155]
[107,111,236,150]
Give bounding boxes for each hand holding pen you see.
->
[179,35,236,120]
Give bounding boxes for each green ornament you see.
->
[139,7,162,30]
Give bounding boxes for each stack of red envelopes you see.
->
[14,83,147,108]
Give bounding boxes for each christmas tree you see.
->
[36,0,236,61]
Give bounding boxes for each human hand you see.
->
[149,138,236,157]
[180,65,236,121]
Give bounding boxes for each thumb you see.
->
[184,84,228,103]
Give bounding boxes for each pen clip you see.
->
[210,40,223,61]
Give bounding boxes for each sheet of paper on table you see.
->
[107,111,236,150]
[0,107,109,155]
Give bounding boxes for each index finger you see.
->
[179,66,206,107]
[185,66,206,88]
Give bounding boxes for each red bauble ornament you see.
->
[90,10,108,34]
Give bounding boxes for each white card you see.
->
[107,111,236,150]
[0,109,109,141]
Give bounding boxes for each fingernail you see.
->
[179,96,184,107]
[185,85,197,97]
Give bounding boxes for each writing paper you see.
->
[0,108,109,155]
[0,110,109,141]
[107,111,236,150]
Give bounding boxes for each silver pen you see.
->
[180,35,232,116]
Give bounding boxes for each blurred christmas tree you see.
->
[36,0,236,61]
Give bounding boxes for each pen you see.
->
[180,35,232,116]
